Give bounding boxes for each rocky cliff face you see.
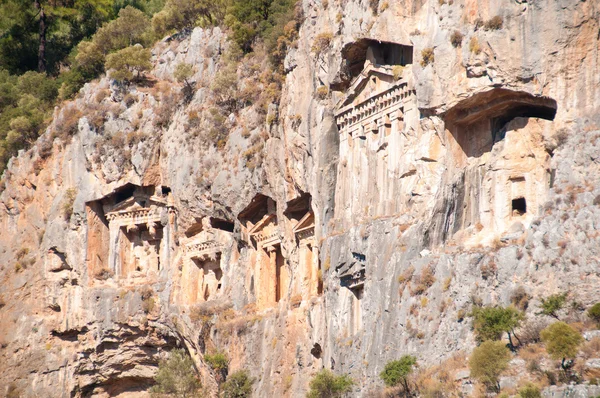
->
[1,0,600,397]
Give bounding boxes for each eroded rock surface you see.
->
[1,0,600,397]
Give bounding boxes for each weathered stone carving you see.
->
[334,48,420,224]
[179,218,232,304]
[337,252,366,334]
[293,211,322,299]
[239,194,288,308]
[85,184,176,283]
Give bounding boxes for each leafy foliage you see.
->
[221,369,254,398]
[0,2,160,173]
[105,44,152,82]
[469,340,511,391]
[306,369,354,398]
[150,349,202,397]
[538,292,567,319]
[518,382,542,398]
[587,303,600,323]
[471,305,524,347]
[379,355,417,388]
[540,322,583,368]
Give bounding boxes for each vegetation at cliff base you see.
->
[306,369,354,398]
[150,348,202,397]
[540,321,583,370]
[469,340,511,391]
[379,355,417,393]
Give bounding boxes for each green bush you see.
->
[105,45,152,83]
[306,369,353,398]
[469,340,511,391]
[471,305,524,347]
[538,292,567,319]
[222,369,254,398]
[150,349,202,397]
[540,322,583,370]
[587,303,600,323]
[518,382,542,398]
[205,350,229,384]
[380,355,417,392]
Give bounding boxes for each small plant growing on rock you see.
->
[205,350,229,386]
[312,32,333,56]
[420,47,434,67]
[392,65,404,80]
[469,340,511,392]
[484,16,503,30]
[450,30,463,47]
[518,382,542,398]
[62,188,77,220]
[316,85,329,100]
[150,349,202,397]
[221,369,254,398]
[587,303,600,324]
[306,369,353,398]
[537,292,567,319]
[469,37,481,54]
[540,321,583,371]
[380,355,417,393]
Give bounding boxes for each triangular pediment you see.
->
[293,211,314,234]
[107,194,166,213]
[338,63,396,111]
[248,214,277,236]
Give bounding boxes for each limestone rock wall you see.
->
[0,0,599,397]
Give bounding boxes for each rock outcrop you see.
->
[1,0,600,397]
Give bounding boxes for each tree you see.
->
[150,349,202,398]
[174,62,194,85]
[221,369,254,398]
[105,44,151,82]
[306,369,354,398]
[471,305,524,348]
[540,322,583,370]
[469,340,511,392]
[379,355,417,393]
[537,293,567,320]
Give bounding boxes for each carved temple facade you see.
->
[334,53,419,223]
[86,184,176,284]
[179,218,233,305]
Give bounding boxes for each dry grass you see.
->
[469,37,481,54]
[450,30,463,47]
[420,47,434,67]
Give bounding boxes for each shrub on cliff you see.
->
[537,292,567,320]
[469,341,511,391]
[205,351,229,385]
[471,305,524,348]
[587,303,600,324]
[380,355,417,393]
[306,369,353,398]
[221,369,254,398]
[420,47,434,67]
[150,349,202,397]
[540,322,583,370]
[518,383,542,398]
